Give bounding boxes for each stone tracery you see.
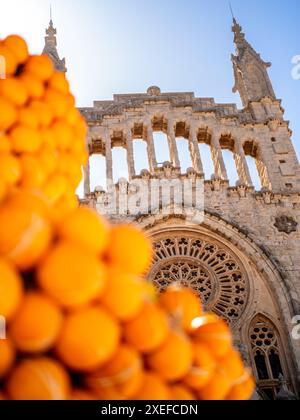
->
[148,234,248,324]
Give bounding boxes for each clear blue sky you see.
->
[1,0,299,192]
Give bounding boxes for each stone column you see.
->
[189,122,204,174]
[167,119,180,167]
[104,129,113,184]
[125,126,136,180]
[211,133,228,180]
[146,122,157,173]
[83,156,91,197]
[234,140,253,186]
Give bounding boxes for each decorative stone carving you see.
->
[274,216,298,234]
[147,86,161,96]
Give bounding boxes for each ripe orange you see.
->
[42,174,69,204]
[0,338,15,379]
[102,269,144,322]
[86,345,143,398]
[7,358,70,400]
[0,191,52,270]
[29,100,53,127]
[124,302,169,353]
[183,343,216,390]
[25,55,54,81]
[170,384,195,401]
[48,72,70,95]
[44,88,71,118]
[4,35,29,64]
[10,124,42,154]
[219,348,245,383]
[107,224,152,275]
[192,316,232,359]
[0,97,17,131]
[0,44,18,76]
[71,389,98,400]
[0,153,21,187]
[0,135,11,153]
[51,120,73,150]
[198,366,232,401]
[0,259,23,320]
[226,370,255,401]
[37,241,106,308]
[56,307,121,372]
[133,372,170,400]
[19,73,44,99]
[58,207,109,255]
[18,106,40,129]
[9,292,63,353]
[159,285,203,331]
[20,154,47,188]
[0,77,28,106]
[148,331,193,382]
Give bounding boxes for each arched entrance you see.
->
[138,213,298,399]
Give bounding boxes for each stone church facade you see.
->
[44,18,300,399]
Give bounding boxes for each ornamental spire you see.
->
[42,9,67,73]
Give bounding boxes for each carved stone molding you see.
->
[274,216,298,235]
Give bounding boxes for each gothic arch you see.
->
[247,314,291,399]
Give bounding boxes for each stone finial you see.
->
[147,86,161,96]
[43,17,67,73]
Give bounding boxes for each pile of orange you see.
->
[0,34,87,220]
[0,36,255,401]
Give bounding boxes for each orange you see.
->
[219,348,245,383]
[0,180,7,203]
[71,389,98,400]
[170,385,195,401]
[51,120,73,150]
[143,281,158,302]
[20,154,47,188]
[42,174,69,203]
[0,339,15,379]
[0,392,5,400]
[57,153,83,188]
[0,259,23,320]
[10,292,63,353]
[0,135,11,153]
[0,78,28,106]
[37,241,106,308]
[44,88,71,118]
[159,285,203,331]
[148,331,193,382]
[37,145,58,176]
[198,366,232,401]
[102,269,144,322]
[49,72,70,94]
[133,372,170,400]
[10,124,42,153]
[0,191,52,270]
[107,224,152,275]
[29,100,53,127]
[226,370,255,401]
[4,35,29,64]
[52,192,79,224]
[0,44,18,76]
[124,302,169,353]
[86,345,143,398]
[18,106,40,129]
[25,55,54,81]
[192,316,232,359]
[96,388,125,400]
[0,153,21,187]
[56,307,120,372]
[19,74,44,99]
[7,358,70,400]
[58,207,109,255]
[184,343,215,390]
[0,97,17,131]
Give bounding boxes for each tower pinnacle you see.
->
[231,18,276,107]
[42,14,67,73]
